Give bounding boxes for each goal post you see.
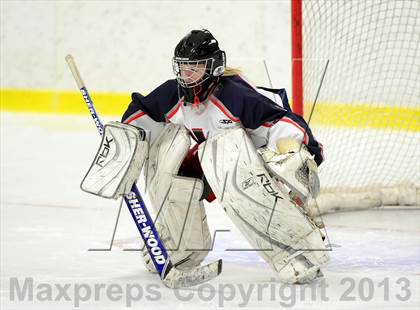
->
[291,0,303,116]
[291,0,420,214]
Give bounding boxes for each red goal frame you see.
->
[291,0,303,117]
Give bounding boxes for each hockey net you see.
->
[291,0,420,214]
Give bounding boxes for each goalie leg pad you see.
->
[144,124,211,270]
[198,128,329,284]
[80,121,148,199]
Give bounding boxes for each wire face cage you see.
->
[172,58,215,88]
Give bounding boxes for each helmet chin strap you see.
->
[193,84,202,109]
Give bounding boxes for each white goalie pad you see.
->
[144,124,211,270]
[198,128,329,284]
[81,121,148,199]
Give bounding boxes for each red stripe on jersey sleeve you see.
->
[210,98,240,122]
[167,100,183,120]
[124,111,146,124]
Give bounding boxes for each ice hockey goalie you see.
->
[80,28,329,284]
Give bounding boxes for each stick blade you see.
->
[162,259,222,289]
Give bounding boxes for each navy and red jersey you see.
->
[122,75,324,165]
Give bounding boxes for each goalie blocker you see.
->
[80,121,148,198]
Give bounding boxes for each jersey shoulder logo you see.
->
[219,119,233,124]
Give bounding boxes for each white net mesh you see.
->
[300,0,420,207]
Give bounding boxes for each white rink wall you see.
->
[1,0,292,93]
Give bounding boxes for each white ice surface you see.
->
[1,113,419,309]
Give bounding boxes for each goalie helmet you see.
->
[172,29,226,104]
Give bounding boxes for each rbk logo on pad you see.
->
[95,136,114,167]
[257,173,283,203]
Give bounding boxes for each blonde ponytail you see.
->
[222,66,242,76]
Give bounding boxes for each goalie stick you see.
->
[65,54,222,288]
